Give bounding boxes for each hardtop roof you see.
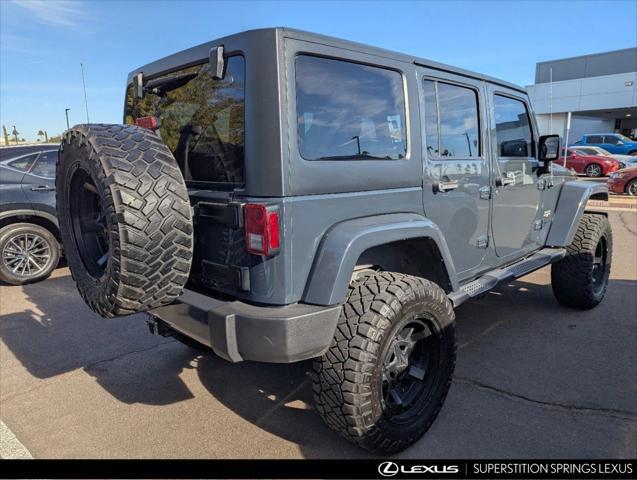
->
[128,27,525,93]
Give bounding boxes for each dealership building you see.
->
[526,47,637,141]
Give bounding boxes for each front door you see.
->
[418,68,490,276]
[488,87,544,258]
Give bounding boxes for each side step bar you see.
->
[448,247,566,307]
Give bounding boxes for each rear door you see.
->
[418,67,490,276]
[22,150,57,215]
[488,87,545,259]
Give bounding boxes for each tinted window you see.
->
[586,135,603,144]
[125,56,245,185]
[423,80,480,158]
[30,151,57,178]
[494,95,533,157]
[295,55,407,161]
[8,153,38,172]
[603,135,619,144]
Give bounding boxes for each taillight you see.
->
[136,116,158,130]
[244,204,280,256]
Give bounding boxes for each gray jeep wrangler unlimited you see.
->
[56,28,611,453]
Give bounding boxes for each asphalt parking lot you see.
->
[1,209,636,459]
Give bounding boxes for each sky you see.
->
[1,0,636,141]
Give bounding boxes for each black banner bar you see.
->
[0,459,635,479]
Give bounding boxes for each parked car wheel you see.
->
[628,150,637,156]
[0,223,60,285]
[626,180,637,196]
[585,163,602,177]
[57,124,193,318]
[312,272,456,454]
[551,214,612,309]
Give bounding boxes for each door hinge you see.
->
[479,186,491,200]
[476,236,489,248]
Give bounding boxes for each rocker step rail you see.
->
[448,248,566,307]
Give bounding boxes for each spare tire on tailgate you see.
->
[57,124,193,318]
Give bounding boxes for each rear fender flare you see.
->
[302,213,458,306]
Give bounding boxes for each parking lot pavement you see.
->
[1,211,636,459]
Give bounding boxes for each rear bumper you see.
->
[148,289,341,363]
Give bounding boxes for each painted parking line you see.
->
[0,420,33,459]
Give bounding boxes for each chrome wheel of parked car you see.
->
[0,223,60,285]
[626,180,637,196]
[2,232,51,276]
[585,163,602,177]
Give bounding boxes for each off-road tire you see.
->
[312,272,456,454]
[625,180,637,196]
[551,213,612,309]
[0,223,60,285]
[57,124,193,317]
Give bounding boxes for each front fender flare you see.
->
[302,213,458,306]
[545,180,608,247]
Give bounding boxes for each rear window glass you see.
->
[295,55,407,161]
[125,56,245,186]
[30,151,57,178]
[8,153,38,172]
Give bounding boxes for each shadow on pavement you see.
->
[1,270,636,457]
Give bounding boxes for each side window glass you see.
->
[423,80,439,157]
[423,80,480,158]
[494,95,533,157]
[604,135,619,145]
[30,151,58,178]
[587,135,603,144]
[8,153,39,172]
[295,55,407,161]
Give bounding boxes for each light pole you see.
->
[65,108,71,130]
[80,63,90,123]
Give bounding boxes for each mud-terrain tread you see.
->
[551,213,612,309]
[57,124,193,317]
[311,272,456,454]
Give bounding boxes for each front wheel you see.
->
[312,272,456,454]
[551,213,612,309]
[585,163,602,177]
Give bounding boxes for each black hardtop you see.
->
[126,27,525,93]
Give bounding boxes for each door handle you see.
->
[434,180,460,193]
[495,176,515,188]
[31,185,55,192]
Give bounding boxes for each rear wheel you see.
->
[312,272,456,453]
[626,180,637,196]
[551,214,612,309]
[57,124,193,317]
[585,163,602,177]
[0,223,60,285]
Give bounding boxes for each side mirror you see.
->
[539,135,560,161]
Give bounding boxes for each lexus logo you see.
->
[378,461,460,476]
[378,462,399,477]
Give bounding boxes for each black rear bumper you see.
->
[148,289,341,363]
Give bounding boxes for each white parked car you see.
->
[572,146,637,169]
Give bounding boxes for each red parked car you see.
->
[608,166,637,196]
[559,148,620,177]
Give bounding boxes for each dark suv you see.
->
[55,28,612,453]
[0,145,60,285]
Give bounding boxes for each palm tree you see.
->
[37,130,45,142]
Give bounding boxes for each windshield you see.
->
[616,134,634,143]
[125,56,245,186]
